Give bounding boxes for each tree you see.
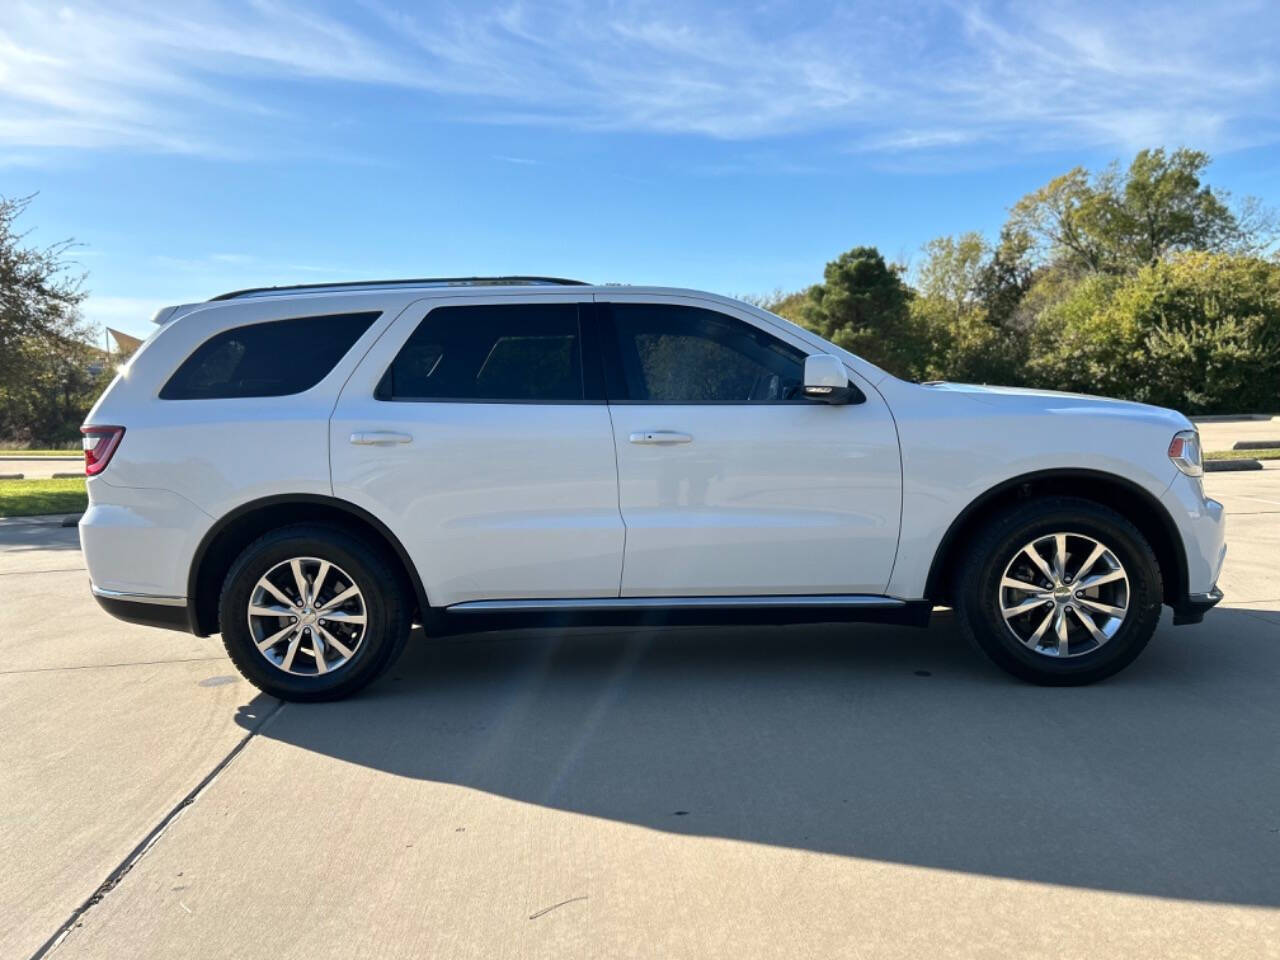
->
[1006,149,1273,275]
[0,194,103,445]
[790,246,928,379]
[1028,253,1280,413]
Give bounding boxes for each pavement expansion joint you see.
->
[28,699,287,960]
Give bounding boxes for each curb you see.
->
[1190,414,1276,423]
[1205,459,1263,473]
[1233,440,1280,450]
[0,473,24,480]
[0,513,83,527]
[0,455,80,461]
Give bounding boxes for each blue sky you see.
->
[3,0,1278,340]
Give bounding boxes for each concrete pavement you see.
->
[0,457,81,480]
[1194,415,1280,453]
[2,472,1278,959]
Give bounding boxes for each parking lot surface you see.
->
[3,471,1278,959]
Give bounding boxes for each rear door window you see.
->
[160,312,380,400]
[378,303,590,402]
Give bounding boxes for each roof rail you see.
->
[209,276,589,301]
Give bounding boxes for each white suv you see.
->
[80,277,1225,700]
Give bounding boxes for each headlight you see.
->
[1168,429,1203,477]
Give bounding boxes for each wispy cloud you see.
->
[0,1,1276,159]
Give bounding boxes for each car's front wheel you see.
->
[956,497,1164,685]
[219,524,412,701]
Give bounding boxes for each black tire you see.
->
[219,523,412,701]
[956,497,1163,685]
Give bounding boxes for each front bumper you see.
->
[1161,474,1226,623]
[1172,586,1224,626]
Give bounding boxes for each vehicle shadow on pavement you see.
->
[237,608,1280,908]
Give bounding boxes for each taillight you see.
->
[81,425,125,476]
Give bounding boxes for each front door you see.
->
[599,296,901,597]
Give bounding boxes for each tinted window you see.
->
[379,303,584,402]
[606,304,806,403]
[160,312,379,400]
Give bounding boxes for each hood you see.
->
[920,381,1193,429]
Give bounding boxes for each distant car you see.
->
[80,277,1225,700]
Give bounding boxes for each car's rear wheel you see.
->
[219,524,411,701]
[956,497,1163,685]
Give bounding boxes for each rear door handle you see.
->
[350,431,413,446]
[629,431,692,445]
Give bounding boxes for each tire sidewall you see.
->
[219,527,401,701]
[961,501,1163,684]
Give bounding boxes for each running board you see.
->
[436,595,932,633]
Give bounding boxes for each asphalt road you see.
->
[2,470,1278,960]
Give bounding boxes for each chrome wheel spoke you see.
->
[318,624,355,659]
[1052,534,1068,581]
[1023,608,1054,648]
[320,608,365,624]
[1021,545,1055,583]
[1078,568,1126,590]
[318,585,359,612]
[249,602,293,619]
[1002,595,1051,619]
[281,631,303,671]
[1001,576,1047,594]
[311,635,328,674]
[260,578,296,609]
[1076,596,1125,618]
[1054,607,1069,657]
[312,561,331,602]
[290,559,309,603]
[1073,542,1106,582]
[256,622,296,652]
[1071,605,1108,644]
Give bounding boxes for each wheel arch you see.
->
[923,469,1187,608]
[187,494,431,637]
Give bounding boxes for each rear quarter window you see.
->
[160,312,380,400]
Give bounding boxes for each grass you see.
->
[0,449,81,457]
[0,477,87,517]
[1206,448,1280,461]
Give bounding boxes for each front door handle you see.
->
[629,431,692,445]
[350,431,413,446]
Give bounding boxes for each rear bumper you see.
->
[91,586,194,634]
[80,477,212,600]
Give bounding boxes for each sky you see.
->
[2,0,1279,341]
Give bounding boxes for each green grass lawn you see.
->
[0,449,81,457]
[1206,448,1280,461]
[0,477,87,517]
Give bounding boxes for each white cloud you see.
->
[0,0,1275,157]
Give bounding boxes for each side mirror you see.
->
[802,354,861,405]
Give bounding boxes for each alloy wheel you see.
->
[998,532,1129,658]
[246,556,367,676]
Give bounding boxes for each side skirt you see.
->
[436,595,934,634]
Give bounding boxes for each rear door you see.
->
[598,294,901,597]
[330,295,624,607]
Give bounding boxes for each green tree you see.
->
[0,194,105,445]
[790,246,928,379]
[1006,149,1272,275]
[1029,253,1280,413]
